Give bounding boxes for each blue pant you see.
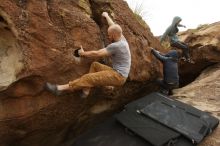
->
[171,41,190,59]
[156,79,179,94]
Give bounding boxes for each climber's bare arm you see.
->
[79,47,110,58]
[102,12,115,26]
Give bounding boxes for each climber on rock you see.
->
[160,16,194,63]
[45,12,131,98]
[151,48,180,95]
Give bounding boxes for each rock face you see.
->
[173,64,220,146]
[0,0,163,145]
[177,22,220,85]
[0,0,219,145]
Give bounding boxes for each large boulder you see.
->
[0,0,163,145]
[173,63,220,146]
[177,22,220,85]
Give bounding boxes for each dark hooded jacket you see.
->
[160,16,182,43]
[152,49,179,84]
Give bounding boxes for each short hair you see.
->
[108,24,122,36]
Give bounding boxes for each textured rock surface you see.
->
[173,64,220,146]
[0,0,163,145]
[0,0,219,145]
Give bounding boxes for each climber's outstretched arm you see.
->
[178,24,186,28]
[102,12,115,26]
[79,47,110,58]
[151,48,169,62]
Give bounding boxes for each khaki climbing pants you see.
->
[69,62,126,90]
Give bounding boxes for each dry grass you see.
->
[126,0,149,27]
[126,0,149,19]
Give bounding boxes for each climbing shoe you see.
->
[181,57,195,64]
[159,89,169,95]
[80,89,90,99]
[187,58,195,64]
[45,82,61,96]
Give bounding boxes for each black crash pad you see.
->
[140,101,209,143]
[125,92,218,131]
[116,92,219,145]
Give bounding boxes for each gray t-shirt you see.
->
[106,37,131,78]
